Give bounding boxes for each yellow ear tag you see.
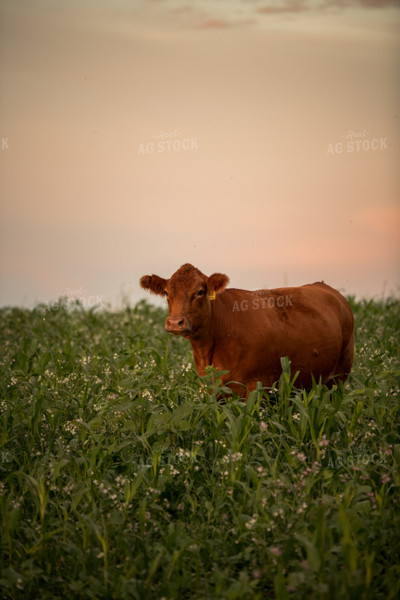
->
[206,290,216,301]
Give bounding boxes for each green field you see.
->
[1,296,399,599]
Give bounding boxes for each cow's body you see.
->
[140,264,354,397]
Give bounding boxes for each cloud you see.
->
[200,18,231,28]
[257,1,310,15]
[140,0,400,32]
[199,17,255,29]
[327,0,400,7]
[255,0,400,15]
[356,0,400,7]
[353,204,400,237]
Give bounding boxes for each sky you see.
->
[0,0,399,309]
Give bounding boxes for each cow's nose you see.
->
[165,316,188,333]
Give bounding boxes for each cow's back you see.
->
[208,283,353,391]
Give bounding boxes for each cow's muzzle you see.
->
[165,316,190,336]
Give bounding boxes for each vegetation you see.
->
[0,296,399,599]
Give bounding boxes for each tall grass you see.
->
[0,296,399,599]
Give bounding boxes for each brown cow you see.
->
[140,263,354,397]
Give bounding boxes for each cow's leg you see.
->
[327,331,354,387]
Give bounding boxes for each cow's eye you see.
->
[197,289,205,297]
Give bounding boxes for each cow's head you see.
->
[140,263,229,339]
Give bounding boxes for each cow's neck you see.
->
[189,338,214,376]
[189,296,225,376]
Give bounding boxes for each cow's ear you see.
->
[207,272,229,295]
[140,274,167,296]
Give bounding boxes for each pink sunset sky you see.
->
[0,0,399,308]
